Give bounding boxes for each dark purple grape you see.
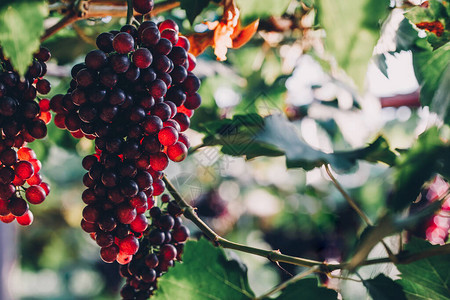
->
[110,54,131,74]
[85,50,108,70]
[96,32,114,53]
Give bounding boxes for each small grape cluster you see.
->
[50,18,201,272]
[120,195,190,299]
[0,47,52,226]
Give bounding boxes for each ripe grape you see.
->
[133,0,154,14]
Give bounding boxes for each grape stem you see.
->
[324,164,398,263]
[324,164,372,225]
[126,0,134,25]
[41,0,180,41]
[163,175,450,273]
[162,175,327,268]
[255,266,320,299]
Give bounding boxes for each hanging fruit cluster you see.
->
[49,5,201,297]
[0,47,52,226]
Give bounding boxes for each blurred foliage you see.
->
[317,0,390,89]
[0,0,449,299]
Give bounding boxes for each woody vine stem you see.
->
[162,175,450,274]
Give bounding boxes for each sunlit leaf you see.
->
[0,0,47,76]
[396,238,450,300]
[186,0,259,60]
[317,0,390,89]
[235,0,291,25]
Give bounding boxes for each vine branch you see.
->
[41,0,180,41]
[163,175,450,273]
[162,175,327,269]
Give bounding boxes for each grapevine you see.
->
[1,0,450,300]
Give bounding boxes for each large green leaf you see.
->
[394,16,450,125]
[235,0,292,25]
[390,127,450,211]
[200,114,396,171]
[397,238,450,300]
[153,239,255,300]
[317,0,390,89]
[264,278,338,300]
[0,0,47,76]
[363,274,407,300]
[412,42,450,125]
[180,0,210,25]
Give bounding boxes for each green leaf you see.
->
[395,19,420,52]
[397,238,450,300]
[235,0,292,25]
[200,114,396,171]
[390,127,450,211]
[0,0,47,76]
[374,53,389,78]
[180,0,210,25]
[256,115,396,171]
[363,274,407,300]
[264,278,337,300]
[404,0,450,50]
[153,239,255,300]
[317,0,390,89]
[412,42,450,125]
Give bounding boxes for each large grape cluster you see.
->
[49,17,201,295]
[0,47,52,226]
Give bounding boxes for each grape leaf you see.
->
[393,18,450,125]
[263,278,338,300]
[390,127,450,211]
[0,0,47,76]
[200,114,396,171]
[180,0,210,25]
[317,0,390,89]
[396,238,450,300]
[235,0,291,25]
[412,42,450,125]
[153,239,255,300]
[404,0,450,50]
[363,274,407,300]
[395,18,420,52]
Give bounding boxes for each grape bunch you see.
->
[120,196,190,299]
[49,17,201,291]
[0,47,52,226]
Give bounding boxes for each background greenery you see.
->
[0,0,449,299]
